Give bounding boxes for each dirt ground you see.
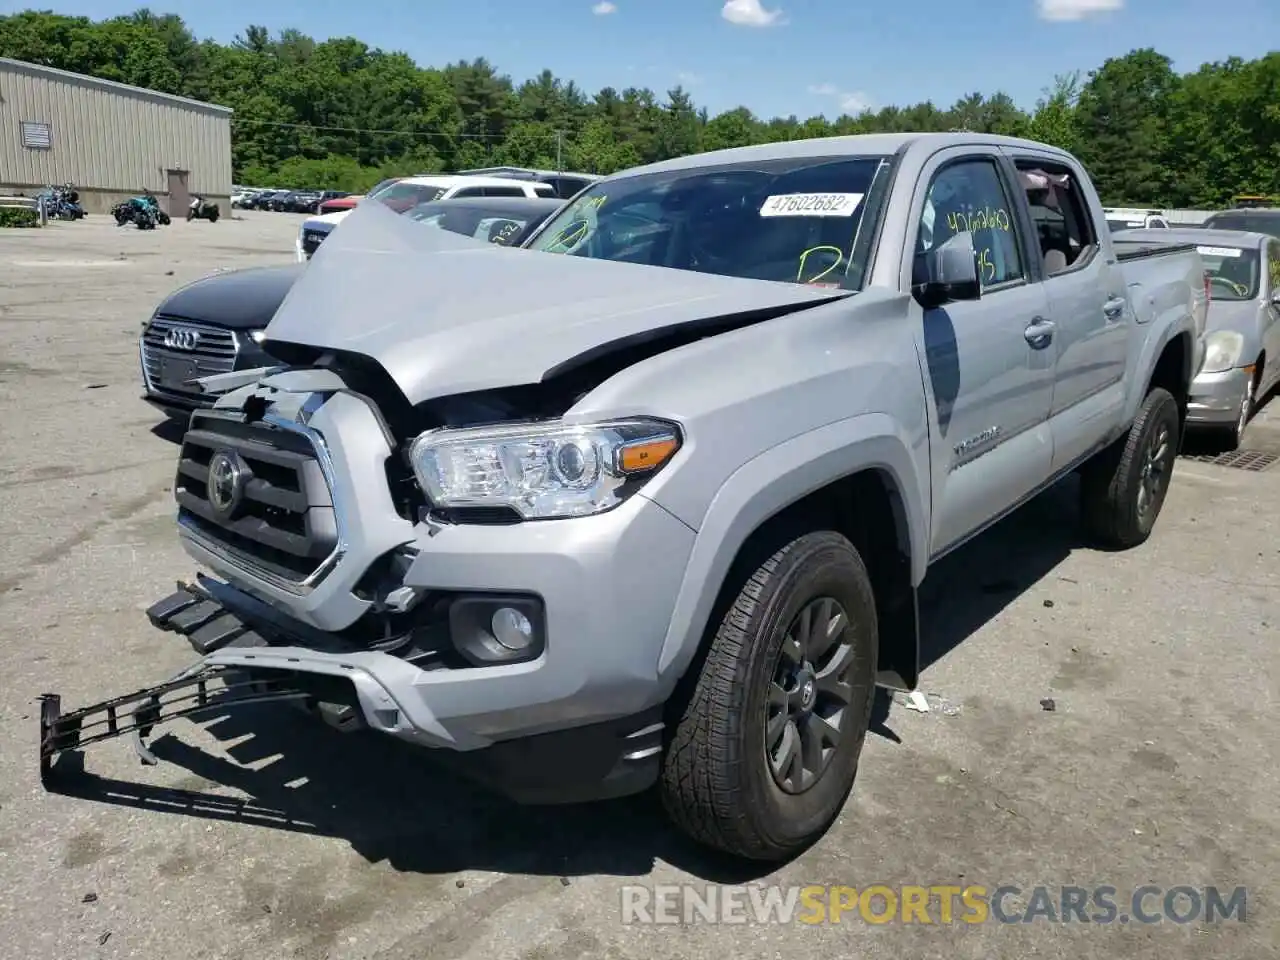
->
[1,212,1277,960]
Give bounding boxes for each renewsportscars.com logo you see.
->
[620,884,1248,926]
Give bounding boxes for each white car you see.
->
[295,175,556,261]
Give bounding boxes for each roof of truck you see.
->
[1117,227,1273,248]
[610,132,1076,179]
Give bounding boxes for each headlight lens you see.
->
[1201,330,1244,374]
[408,418,682,520]
[248,329,267,344]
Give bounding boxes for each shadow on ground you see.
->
[51,425,1103,881]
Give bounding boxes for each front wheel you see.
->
[1217,369,1256,452]
[186,208,195,221]
[1080,386,1181,549]
[659,530,878,861]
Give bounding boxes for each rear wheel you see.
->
[1080,386,1180,548]
[659,530,877,861]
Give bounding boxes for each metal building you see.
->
[0,57,232,215]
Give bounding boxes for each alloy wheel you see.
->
[1136,420,1173,523]
[765,596,856,794]
[1235,377,1255,446]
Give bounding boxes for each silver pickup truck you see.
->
[40,133,1207,862]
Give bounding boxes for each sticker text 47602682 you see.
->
[760,193,864,218]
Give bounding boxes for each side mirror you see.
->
[913,231,982,309]
[1271,287,1280,307]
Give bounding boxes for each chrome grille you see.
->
[141,316,239,402]
[176,414,337,585]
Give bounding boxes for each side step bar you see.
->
[38,665,309,785]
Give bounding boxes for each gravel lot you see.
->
[1,212,1278,960]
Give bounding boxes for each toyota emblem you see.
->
[164,327,201,350]
[206,449,245,516]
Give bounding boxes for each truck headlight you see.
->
[1201,330,1245,374]
[407,418,682,520]
[247,329,267,344]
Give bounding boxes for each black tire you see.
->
[1080,386,1180,549]
[186,208,195,221]
[660,530,878,861]
[208,208,219,223]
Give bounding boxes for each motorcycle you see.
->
[111,192,170,229]
[37,183,85,220]
[187,196,220,222]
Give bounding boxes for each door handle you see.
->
[1103,296,1126,320]
[1025,318,1056,350]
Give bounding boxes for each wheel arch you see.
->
[654,414,927,698]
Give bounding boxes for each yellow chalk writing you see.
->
[977,248,996,283]
[797,245,845,285]
[947,206,1011,235]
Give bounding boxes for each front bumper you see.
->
[40,575,669,803]
[1186,365,1250,426]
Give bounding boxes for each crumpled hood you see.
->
[266,198,850,403]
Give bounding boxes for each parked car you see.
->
[457,165,601,199]
[241,189,284,211]
[1202,207,1280,239]
[45,132,1206,863]
[1118,227,1280,449]
[1104,208,1170,232]
[137,196,563,417]
[318,182,399,216]
[309,190,350,214]
[295,174,557,261]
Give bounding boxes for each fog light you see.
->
[448,595,545,666]
[491,607,534,651]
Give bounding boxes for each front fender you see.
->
[650,412,927,694]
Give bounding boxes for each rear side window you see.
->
[1015,161,1098,276]
[917,159,1025,288]
[481,186,525,197]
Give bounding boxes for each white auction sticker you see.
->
[1197,245,1244,258]
[760,193,863,217]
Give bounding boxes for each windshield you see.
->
[372,182,449,212]
[1196,245,1260,301]
[407,202,546,245]
[1204,213,1280,238]
[525,156,891,288]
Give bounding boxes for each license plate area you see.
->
[160,355,199,390]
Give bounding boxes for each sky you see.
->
[5,0,1278,120]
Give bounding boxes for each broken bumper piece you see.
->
[38,580,367,784]
[38,665,308,784]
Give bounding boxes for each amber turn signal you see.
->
[618,435,679,473]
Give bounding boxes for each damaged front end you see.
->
[38,356,683,804]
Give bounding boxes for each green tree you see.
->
[1074,49,1179,205]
